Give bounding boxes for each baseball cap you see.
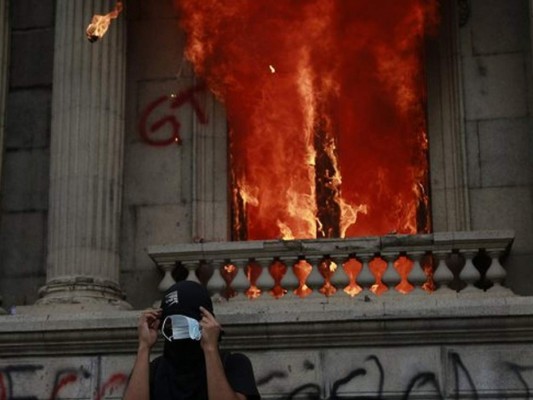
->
[160,280,213,322]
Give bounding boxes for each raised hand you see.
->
[138,308,161,349]
[199,306,222,352]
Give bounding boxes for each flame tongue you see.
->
[86,1,124,43]
[177,0,438,240]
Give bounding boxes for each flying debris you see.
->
[86,1,124,43]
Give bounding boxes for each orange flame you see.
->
[176,0,438,240]
[86,1,123,43]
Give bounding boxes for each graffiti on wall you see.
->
[256,352,533,400]
[0,363,127,400]
[138,82,208,146]
[1,351,533,399]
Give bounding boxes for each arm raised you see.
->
[122,309,161,400]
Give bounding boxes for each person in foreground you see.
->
[123,280,260,400]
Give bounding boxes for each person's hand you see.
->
[199,306,221,352]
[138,308,161,350]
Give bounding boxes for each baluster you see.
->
[219,260,239,300]
[153,261,177,307]
[405,251,426,295]
[458,250,482,294]
[394,254,414,294]
[196,260,214,288]
[358,254,376,297]
[255,258,274,299]
[381,253,400,296]
[231,259,250,297]
[157,261,177,292]
[245,259,263,299]
[208,259,226,301]
[317,256,338,297]
[432,250,455,294]
[280,257,299,299]
[338,255,361,297]
[420,252,437,293]
[182,261,201,284]
[369,254,388,295]
[485,249,513,295]
[292,258,314,298]
[305,256,323,297]
[268,258,288,299]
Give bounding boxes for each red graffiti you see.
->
[49,373,78,400]
[94,373,128,400]
[0,365,127,400]
[139,82,208,146]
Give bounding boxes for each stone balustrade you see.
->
[147,230,515,301]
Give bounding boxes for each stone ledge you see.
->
[1,295,532,357]
[212,292,531,321]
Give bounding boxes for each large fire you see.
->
[175,0,438,241]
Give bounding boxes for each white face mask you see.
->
[162,315,202,342]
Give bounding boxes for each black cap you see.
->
[160,280,213,322]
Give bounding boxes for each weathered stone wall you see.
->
[120,0,228,308]
[119,0,195,308]
[0,0,54,307]
[459,0,533,294]
[2,343,533,399]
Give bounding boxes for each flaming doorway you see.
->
[176,0,439,241]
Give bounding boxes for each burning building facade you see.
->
[0,0,533,398]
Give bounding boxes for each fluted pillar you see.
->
[38,0,129,308]
[0,0,8,314]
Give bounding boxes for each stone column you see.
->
[0,0,8,314]
[191,89,228,242]
[38,0,129,308]
[530,1,533,108]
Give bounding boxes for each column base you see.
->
[37,277,132,310]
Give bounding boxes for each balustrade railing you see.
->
[147,231,515,301]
